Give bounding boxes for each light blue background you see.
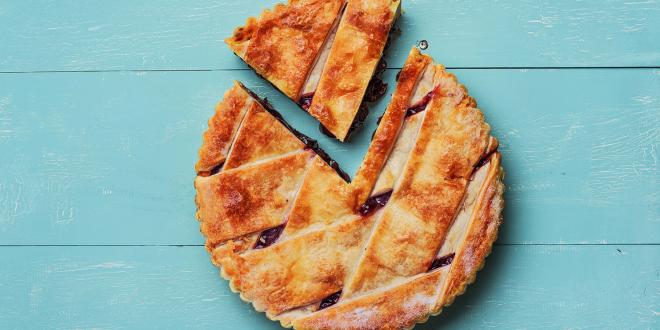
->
[0,0,658,328]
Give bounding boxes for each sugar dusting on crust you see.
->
[428,157,505,323]
[194,46,505,329]
[292,156,503,330]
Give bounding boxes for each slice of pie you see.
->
[194,47,504,329]
[225,0,401,141]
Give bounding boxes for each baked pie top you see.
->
[226,0,400,141]
[194,47,504,329]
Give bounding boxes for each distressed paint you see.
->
[0,1,658,329]
[0,69,657,245]
[0,0,659,71]
[0,246,657,329]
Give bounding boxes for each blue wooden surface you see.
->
[1,0,660,71]
[1,69,658,245]
[0,246,657,329]
[0,0,659,329]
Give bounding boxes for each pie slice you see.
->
[194,47,504,329]
[226,0,401,141]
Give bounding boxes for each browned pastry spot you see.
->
[195,150,313,247]
[357,190,392,216]
[318,290,342,310]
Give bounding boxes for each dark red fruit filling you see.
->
[319,122,337,138]
[298,92,314,111]
[358,190,393,216]
[406,90,435,117]
[343,57,390,140]
[347,102,371,136]
[475,147,498,169]
[318,290,342,310]
[375,57,388,76]
[209,163,224,175]
[428,252,455,271]
[197,162,224,177]
[364,58,389,103]
[253,224,285,249]
[364,77,388,103]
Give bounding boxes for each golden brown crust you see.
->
[226,17,258,57]
[396,68,490,186]
[226,0,346,99]
[370,113,424,196]
[194,48,505,329]
[224,101,306,170]
[342,186,463,298]
[195,82,251,174]
[438,153,504,308]
[291,155,504,330]
[195,150,313,247]
[351,48,431,203]
[283,156,358,236]
[214,215,377,316]
[341,65,491,298]
[308,0,400,141]
[293,270,446,330]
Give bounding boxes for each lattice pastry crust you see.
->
[195,47,504,330]
[226,0,401,141]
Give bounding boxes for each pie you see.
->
[225,0,400,141]
[194,47,504,329]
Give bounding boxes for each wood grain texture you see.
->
[0,245,657,329]
[0,0,659,71]
[0,69,658,245]
[1,1,659,328]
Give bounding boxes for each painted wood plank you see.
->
[1,0,659,71]
[0,245,657,329]
[0,69,658,245]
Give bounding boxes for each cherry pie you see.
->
[225,0,400,141]
[194,47,504,329]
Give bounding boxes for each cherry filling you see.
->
[298,92,314,111]
[475,147,497,170]
[253,223,285,249]
[428,252,455,271]
[363,58,389,102]
[318,290,342,310]
[358,190,393,216]
[319,122,337,138]
[343,57,390,140]
[197,161,225,177]
[364,77,388,103]
[406,90,435,117]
